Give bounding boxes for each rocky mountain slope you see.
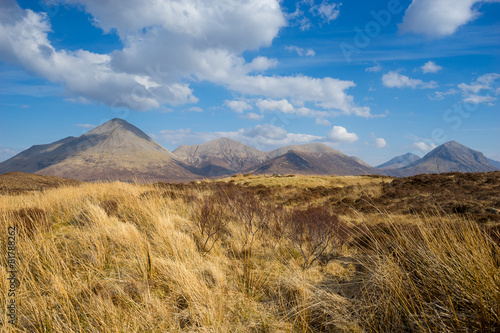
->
[173,137,266,175]
[247,149,381,176]
[386,141,498,177]
[377,153,421,170]
[0,119,198,181]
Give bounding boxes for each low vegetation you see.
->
[1,172,499,332]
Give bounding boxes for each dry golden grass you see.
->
[0,175,499,332]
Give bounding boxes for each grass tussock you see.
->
[0,175,499,332]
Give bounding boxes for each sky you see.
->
[0,0,499,166]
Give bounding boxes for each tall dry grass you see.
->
[0,179,498,332]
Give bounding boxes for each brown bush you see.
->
[13,207,50,236]
[100,199,119,216]
[192,198,228,253]
[285,206,344,269]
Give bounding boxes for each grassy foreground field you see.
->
[1,173,499,332]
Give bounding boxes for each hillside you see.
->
[173,137,265,175]
[377,152,421,170]
[0,119,198,181]
[387,141,498,176]
[0,171,82,194]
[248,149,381,176]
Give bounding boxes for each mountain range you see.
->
[384,141,499,177]
[0,119,498,181]
[0,119,198,181]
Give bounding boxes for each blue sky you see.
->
[1,0,499,166]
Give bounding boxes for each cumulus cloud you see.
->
[233,76,372,117]
[463,94,496,104]
[256,98,295,113]
[187,106,203,112]
[458,73,500,94]
[382,71,437,89]
[421,61,442,74]
[224,100,253,113]
[316,118,331,126]
[326,126,359,143]
[158,124,322,150]
[430,89,458,100]
[412,141,437,151]
[373,138,387,148]
[0,0,371,117]
[458,73,500,104]
[255,98,333,118]
[285,45,316,57]
[0,0,198,110]
[241,112,263,120]
[311,2,341,23]
[365,64,382,72]
[399,0,499,38]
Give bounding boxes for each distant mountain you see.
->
[350,156,372,168]
[173,137,266,175]
[0,136,75,174]
[0,119,198,181]
[2,123,497,181]
[377,153,421,170]
[247,149,381,176]
[386,141,498,177]
[265,143,340,159]
[487,158,500,169]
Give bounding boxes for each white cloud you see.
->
[315,118,331,126]
[326,126,359,143]
[241,112,263,120]
[382,71,437,89]
[233,76,372,117]
[305,49,316,56]
[311,2,341,23]
[187,106,203,112]
[421,61,442,74]
[256,98,295,113]
[412,141,437,151]
[255,98,332,118]
[463,94,496,104]
[399,0,498,38]
[0,0,198,110]
[159,124,322,150]
[458,73,500,104]
[224,100,252,113]
[373,138,387,148]
[430,88,458,100]
[0,0,283,110]
[365,64,382,72]
[458,73,500,94]
[285,45,316,57]
[0,0,371,117]
[75,123,96,129]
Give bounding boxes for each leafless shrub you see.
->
[286,206,344,270]
[192,198,228,253]
[231,191,272,251]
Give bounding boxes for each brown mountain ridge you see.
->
[0,119,498,181]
